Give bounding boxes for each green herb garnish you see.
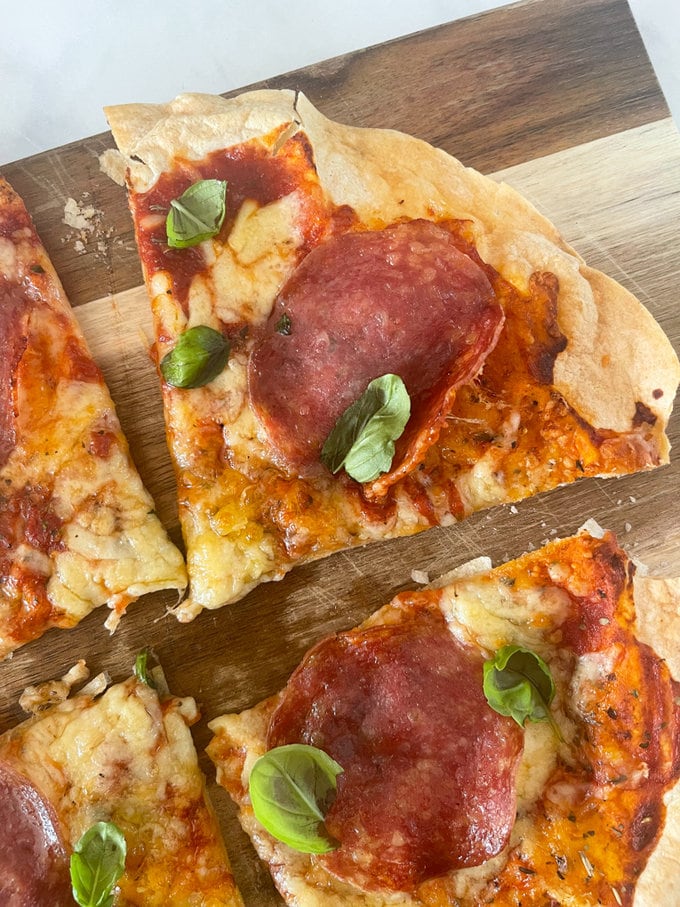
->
[166,179,227,248]
[483,645,560,735]
[249,744,343,854]
[275,313,292,335]
[320,374,410,483]
[133,648,155,688]
[160,325,229,389]
[70,821,127,907]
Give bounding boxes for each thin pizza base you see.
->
[0,665,243,906]
[207,528,680,906]
[105,91,680,617]
[0,177,187,657]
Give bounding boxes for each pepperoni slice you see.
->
[0,762,72,907]
[249,220,504,494]
[267,602,524,892]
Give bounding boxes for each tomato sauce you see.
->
[487,534,680,907]
[131,130,321,309]
[0,199,35,241]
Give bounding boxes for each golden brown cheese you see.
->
[0,674,243,906]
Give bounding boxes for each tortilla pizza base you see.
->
[208,528,680,906]
[104,91,680,618]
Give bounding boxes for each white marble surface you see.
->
[0,0,677,165]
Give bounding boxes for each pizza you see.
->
[0,658,243,906]
[0,176,187,658]
[207,526,680,906]
[103,89,679,621]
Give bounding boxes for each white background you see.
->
[0,0,678,165]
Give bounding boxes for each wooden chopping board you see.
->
[1,0,679,903]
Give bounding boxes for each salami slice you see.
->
[249,220,504,494]
[0,762,72,907]
[267,601,524,892]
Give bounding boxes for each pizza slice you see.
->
[0,659,243,906]
[0,176,187,658]
[104,90,680,619]
[207,526,680,906]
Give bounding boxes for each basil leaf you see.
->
[160,325,230,388]
[483,645,557,729]
[166,178,227,248]
[70,821,126,907]
[321,374,411,483]
[249,744,343,854]
[133,648,155,688]
[275,313,292,335]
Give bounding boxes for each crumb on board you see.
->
[63,196,100,232]
[61,193,116,259]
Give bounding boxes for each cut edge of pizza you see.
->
[0,176,187,658]
[207,524,680,906]
[103,90,680,619]
[0,657,244,906]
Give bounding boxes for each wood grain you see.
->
[1,1,679,905]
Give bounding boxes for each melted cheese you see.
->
[0,235,18,276]
[0,183,186,657]
[2,375,186,631]
[0,677,242,906]
[209,531,678,906]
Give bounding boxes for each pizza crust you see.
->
[630,572,680,905]
[104,90,300,193]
